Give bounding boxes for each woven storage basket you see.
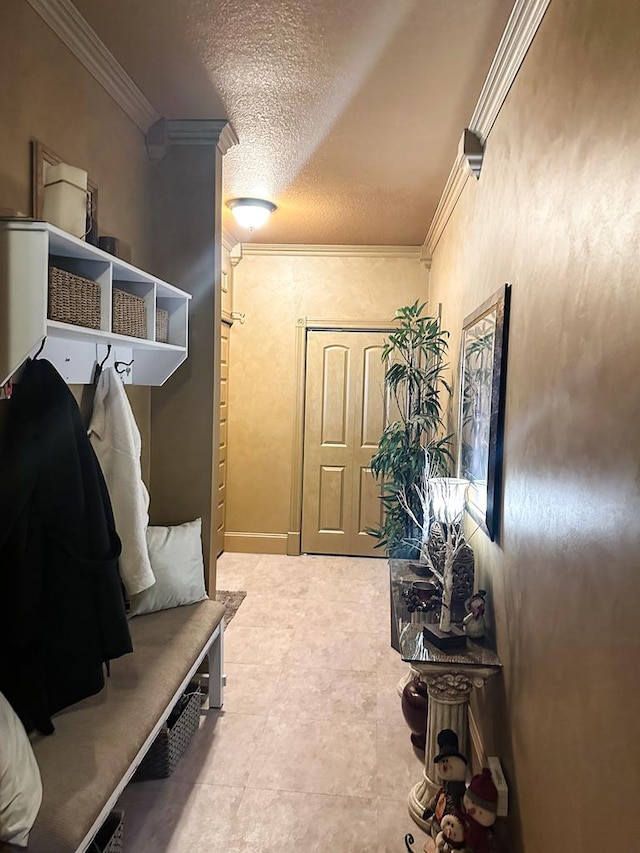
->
[156,307,169,343]
[89,810,123,853]
[133,686,202,781]
[48,266,101,329]
[113,288,146,338]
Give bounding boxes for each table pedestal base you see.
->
[408,772,440,831]
[407,672,487,829]
[388,558,502,834]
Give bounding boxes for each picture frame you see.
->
[457,284,511,540]
[31,140,99,245]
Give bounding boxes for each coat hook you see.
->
[33,336,47,360]
[114,358,134,375]
[99,344,112,370]
[93,344,112,386]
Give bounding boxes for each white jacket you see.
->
[89,368,155,596]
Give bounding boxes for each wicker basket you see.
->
[48,266,101,329]
[113,288,146,338]
[133,687,202,781]
[156,307,169,343]
[89,810,123,853]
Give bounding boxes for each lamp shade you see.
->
[227,197,276,230]
[428,478,469,524]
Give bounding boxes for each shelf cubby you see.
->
[0,220,191,386]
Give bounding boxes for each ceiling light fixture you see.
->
[227,197,276,230]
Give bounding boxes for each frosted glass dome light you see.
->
[227,198,276,230]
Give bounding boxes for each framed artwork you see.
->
[458,284,511,540]
[31,140,99,245]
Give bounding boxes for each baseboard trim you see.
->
[223,532,288,555]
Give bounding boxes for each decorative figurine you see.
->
[463,590,487,639]
[434,811,466,852]
[423,729,468,836]
[462,768,498,853]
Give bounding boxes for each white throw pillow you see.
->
[0,692,43,848]
[129,518,208,616]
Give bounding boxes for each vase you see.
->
[401,673,428,750]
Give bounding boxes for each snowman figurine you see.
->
[423,729,468,837]
[433,811,466,852]
[462,768,498,853]
[463,590,487,639]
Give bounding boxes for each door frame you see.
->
[288,317,396,556]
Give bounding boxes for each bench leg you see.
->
[207,623,224,709]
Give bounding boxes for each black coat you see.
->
[0,358,132,734]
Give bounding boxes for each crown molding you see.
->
[462,129,485,179]
[146,119,239,160]
[470,0,553,143]
[422,0,552,261]
[229,244,243,267]
[421,150,472,262]
[26,0,160,132]
[222,228,239,253]
[240,244,423,259]
[156,119,238,153]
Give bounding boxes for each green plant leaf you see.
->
[367,300,453,555]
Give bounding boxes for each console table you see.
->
[389,559,502,831]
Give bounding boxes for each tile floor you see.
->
[116,552,433,852]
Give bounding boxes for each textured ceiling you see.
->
[74,0,515,246]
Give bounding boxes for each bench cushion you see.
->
[26,599,225,853]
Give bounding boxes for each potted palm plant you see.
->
[368,301,452,558]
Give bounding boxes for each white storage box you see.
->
[42,162,88,239]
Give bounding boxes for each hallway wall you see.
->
[226,251,429,553]
[428,0,640,848]
[0,1,152,474]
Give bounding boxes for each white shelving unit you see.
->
[0,220,191,386]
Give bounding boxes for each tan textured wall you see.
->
[428,1,640,849]
[226,254,429,544]
[0,3,151,267]
[0,1,152,475]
